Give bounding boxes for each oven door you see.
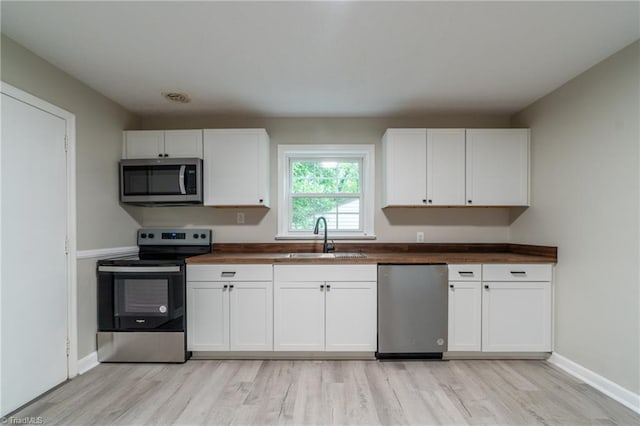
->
[97,265,185,331]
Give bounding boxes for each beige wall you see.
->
[1,36,143,359]
[1,35,143,251]
[140,116,513,243]
[511,41,640,393]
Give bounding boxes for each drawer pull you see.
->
[510,271,527,276]
[221,272,236,278]
[458,271,474,276]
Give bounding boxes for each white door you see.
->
[465,129,529,206]
[164,130,203,158]
[273,281,325,351]
[447,282,482,351]
[1,92,68,415]
[482,282,551,352]
[382,129,427,206]
[123,130,165,158]
[229,282,273,351]
[186,282,229,351]
[426,129,466,206]
[325,282,377,351]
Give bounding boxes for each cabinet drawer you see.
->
[274,265,377,282]
[448,264,482,281]
[187,264,273,282]
[482,264,552,282]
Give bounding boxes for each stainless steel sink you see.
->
[288,253,336,259]
[287,252,367,259]
[334,253,367,259]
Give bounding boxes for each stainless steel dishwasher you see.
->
[377,264,448,359]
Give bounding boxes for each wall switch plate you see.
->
[237,212,245,224]
[416,232,425,243]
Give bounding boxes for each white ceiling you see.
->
[2,1,639,117]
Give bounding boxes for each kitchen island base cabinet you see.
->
[187,265,273,352]
[273,265,377,352]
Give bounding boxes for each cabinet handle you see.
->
[158,153,163,158]
[422,199,427,203]
[221,272,236,278]
[428,199,433,204]
[320,284,325,290]
[164,153,169,157]
[326,284,331,291]
[229,284,234,290]
[468,200,473,204]
[223,284,228,290]
[484,285,489,290]
[449,284,454,289]
[459,271,474,276]
[510,271,526,276]
[259,199,263,203]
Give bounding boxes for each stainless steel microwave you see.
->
[119,158,203,206]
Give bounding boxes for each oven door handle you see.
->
[179,165,187,195]
[98,266,181,273]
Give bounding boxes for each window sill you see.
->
[275,234,377,241]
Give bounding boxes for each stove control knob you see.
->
[140,233,147,238]
[193,233,199,239]
[148,233,154,239]
[200,233,207,239]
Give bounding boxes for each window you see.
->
[277,145,375,239]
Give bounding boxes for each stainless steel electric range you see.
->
[96,228,211,363]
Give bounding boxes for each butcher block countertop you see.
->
[186,243,557,265]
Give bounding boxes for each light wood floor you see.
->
[10,359,639,425]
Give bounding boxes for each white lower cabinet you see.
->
[482,282,551,352]
[447,264,552,353]
[274,265,377,352]
[187,265,273,351]
[448,281,482,351]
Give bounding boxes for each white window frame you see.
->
[277,144,375,240]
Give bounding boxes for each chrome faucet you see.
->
[313,216,335,253]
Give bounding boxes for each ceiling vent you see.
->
[162,92,191,103]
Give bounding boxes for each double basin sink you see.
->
[288,252,367,259]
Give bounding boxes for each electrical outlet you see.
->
[416,231,425,243]
[237,212,245,224]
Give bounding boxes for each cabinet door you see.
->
[427,129,466,206]
[164,130,203,158]
[382,129,427,206]
[187,282,230,351]
[123,130,165,159]
[203,129,270,206]
[465,129,529,206]
[273,281,325,351]
[325,281,377,351]
[482,282,551,352]
[229,282,273,351]
[447,281,481,351]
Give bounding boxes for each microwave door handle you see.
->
[179,165,187,195]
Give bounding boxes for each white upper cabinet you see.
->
[427,129,466,205]
[203,129,270,207]
[123,130,203,159]
[382,128,529,207]
[465,129,530,206]
[164,130,204,158]
[382,129,427,206]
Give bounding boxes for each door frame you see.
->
[0,82,78,378]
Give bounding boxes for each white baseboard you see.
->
[548,352,640,414]
[77,351,99,375]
